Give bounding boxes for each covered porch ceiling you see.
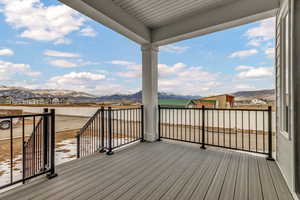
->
[59,0,279,45]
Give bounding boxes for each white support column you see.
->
[141,44,159,142]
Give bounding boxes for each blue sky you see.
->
[0,0,275,96]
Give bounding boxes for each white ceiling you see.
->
[112,0,238,29]
[60,0,278,45]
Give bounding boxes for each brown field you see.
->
[0,129,79,162]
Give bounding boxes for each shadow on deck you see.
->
[0,141,293,200]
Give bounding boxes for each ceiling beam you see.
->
[152,0,279,46]
[59,0,151,44]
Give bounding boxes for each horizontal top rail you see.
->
[0,113,51,119]
[159,106,269,112]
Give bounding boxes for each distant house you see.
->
[22,97,69,105]
[191,94,234,109]
[251,98,267,105]
[189,99,217,108]
[51,97,69,104]
[234,99,251,106]
[158,99,191,108]
[0,96,13,104]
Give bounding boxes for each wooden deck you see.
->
[0,141,293,200]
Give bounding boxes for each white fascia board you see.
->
[152,0,279,46]
[59,0,151,44]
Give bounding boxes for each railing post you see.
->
[141,105,145,142]
[201,106,206,149]
[267,106,274,161]
[99,107,106,153]
[157,105,161,141]
[43,108,49,169]
[22,142,26,184]
[47,109,57,179]
[76,133,80,158]
[106,107,114,155]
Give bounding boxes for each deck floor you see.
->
[0,141,293,200]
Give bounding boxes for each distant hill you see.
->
[0,85,96,102]
[0,85,275,103]
[231,89,275,102]
[95,91,201,102]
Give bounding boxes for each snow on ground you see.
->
[0,137,132,190]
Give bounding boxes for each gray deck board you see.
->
[234,154,248,200]
[0,141,293,200]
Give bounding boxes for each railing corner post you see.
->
[106,107,114,155]
[267,106,274,161]
[99,106,106,153]
[47,109,58,179]
[201,105,206,149]
[141,105,145,142]
[157,105,161,141]
[43,108,49,169]
[76,133,80,158]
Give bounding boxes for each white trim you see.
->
[152,0,279,45]
[59,0,151,44]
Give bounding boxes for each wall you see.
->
[276,0,298,197]
[0,105,99,117]
[293,0,300,196]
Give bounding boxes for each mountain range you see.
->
[0,85,275,103]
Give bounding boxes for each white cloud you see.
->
[0,60,40,80]
[109,60,136,65]
[160,44,189,53]
[235,84,256,90]
[265,48,275,59]
[110,60,219,95]
[0,48,14,56]
[245,18,275,46]
[44,50,80,58]
[237,67,273,79]
[235,65,254,70]
[45,71,133,95]
[48,59,79,68]
[48,59,99,68]
[80,27,96,37]
[0,0,90,44]
[229,49,258,58]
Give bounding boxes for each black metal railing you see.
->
[76,106,144,158]
[158,105,274,158]
[0,109,56,190]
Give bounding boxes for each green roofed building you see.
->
[158,99,192,108]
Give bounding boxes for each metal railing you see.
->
[0,109,56,190]
[158,105,274,159]
[76,106,144,158]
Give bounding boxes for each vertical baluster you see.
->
[263,111,265,153]
[235,110,237,149]
[229,110,231,148]
[223,110,225,147]
[22,117,26,183]
[201,106,205,149]
[33,116,36,175]
[10,117,13,184]
[242,111,244,150]
[141,106,144,142]
[218,110,220,146]
[256,111,258,152]
[248,111,251,151]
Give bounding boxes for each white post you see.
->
[141,44,159,142]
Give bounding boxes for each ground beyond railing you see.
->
[76,106,144,158]
[0,109,56,190]
[158,106,274,159]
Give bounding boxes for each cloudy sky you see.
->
[0,0,275,96]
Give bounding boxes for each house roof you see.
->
[158,99,191,106]
[59,0,278,45]
[200,94,234,99]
